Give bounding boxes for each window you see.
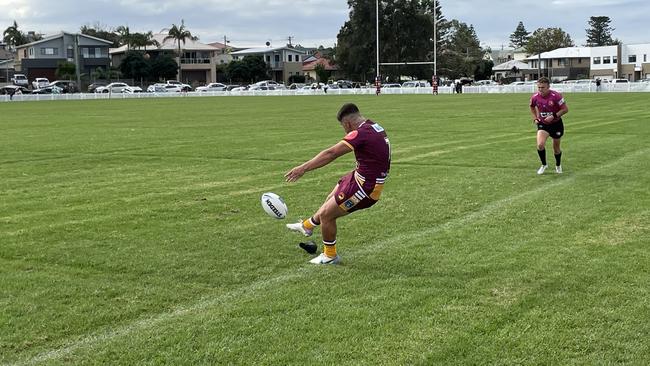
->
[613,56,617,64]
[578,58,582,64]
[557,58,567,67]
[296,55,300,62]
[28,48,33,57]
[274,54,280,62]
[40,48,57,55]
[95,48,102,57]
[593,57,601,65]
[67,48,73,58]
[603,56,611,64]
[82,48,89,58]
[645,54,647,62]
[628,55,636,63]
[288,54,292,62]
[265,55,270,62]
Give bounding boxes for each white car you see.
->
[124,86,143,93]
[32,78,50,89]
[11,74,28,87]
[402,80,430,88]
[166,80,192,91]
[195,83,227,92]
[95,82,131,93]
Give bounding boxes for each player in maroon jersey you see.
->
[529,77,569,174]
[285,103,391,264]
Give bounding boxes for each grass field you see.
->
[1,93,649,365]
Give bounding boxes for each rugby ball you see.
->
[261,192,288,219]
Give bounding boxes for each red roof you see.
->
[302,57,337,71]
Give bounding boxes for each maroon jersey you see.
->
[530,90,566,124]
[341,120,391,193]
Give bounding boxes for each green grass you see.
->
[1,93,649,365]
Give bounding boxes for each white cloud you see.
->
[0,0,648,48]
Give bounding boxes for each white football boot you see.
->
[537,165,548,175]
[309,253,341,265]
[286,221,313,237]
[555,165,563,174]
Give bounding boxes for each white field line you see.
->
[11,147,647,366]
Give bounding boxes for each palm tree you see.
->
[2,20,26,50]
[163,20,198,81]
[115,25,132,50]
[142,31,160,52]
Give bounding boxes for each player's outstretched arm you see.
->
[285,141,352,182]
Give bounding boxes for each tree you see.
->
[585,16,616,46]
[336,0,449,81]
[314,63,329,83]
[526,27,575,55]
[80,23,120,47]
[509,21,530,49]
[226,55,269,83]
[55,61,76,80]
[163,20,198,82]
[119,51,151,81]
[115,25,133,50]
[131,31,160,52]
[3,20,26,49]
[150,54,178,81]
[438,20,483,79]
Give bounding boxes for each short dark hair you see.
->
[537,77,551,85]
[337,103,360,122]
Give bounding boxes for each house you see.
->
[0,43,15,83]
[618,44,650,81]
[525,43,650,82]
[492,59,532,82]
[525,47,591,81]
[110,33,220,85]
[302,55,339,83]
[14,32,112,83]
[230,46,307,84]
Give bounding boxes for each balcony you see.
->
[181,58,211,64]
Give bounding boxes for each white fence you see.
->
[3,83,650,102]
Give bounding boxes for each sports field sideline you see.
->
[1,93,649,364]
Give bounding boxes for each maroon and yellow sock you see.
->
[323,239,337,257]
[302,217,320,231]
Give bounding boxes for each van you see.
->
[612,79,629,83]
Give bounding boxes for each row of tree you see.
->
[335,1,621,82]
[509,16,618,54]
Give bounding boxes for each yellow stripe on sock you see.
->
[323,243,337,257]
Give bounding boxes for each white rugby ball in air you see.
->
[261,192,288,219]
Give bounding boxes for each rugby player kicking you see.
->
[530,77,569,174]
[284,103,391,264]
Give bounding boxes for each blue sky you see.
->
[1,0,648,49]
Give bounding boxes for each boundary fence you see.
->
[3,83,650,102]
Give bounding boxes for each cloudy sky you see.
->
[1,0,648,49]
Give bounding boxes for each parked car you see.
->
[475,80,496,86]
[225,84,242,91]
[611,78,629,83]
[166,80,192,91]
[195,82,227,92]
[49,80,78,93]
[94,82,130,93]
[124,86,143,93]
[381,83,401,88]
[229,85,248,92]
[0,85,31,95]
[288,83,305,90]
[32,78,50,89]
[11,74,28,87]
[402,80,430,88]
[88,81,108,93]
[32,85,64,94]
[249,85,275,91]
